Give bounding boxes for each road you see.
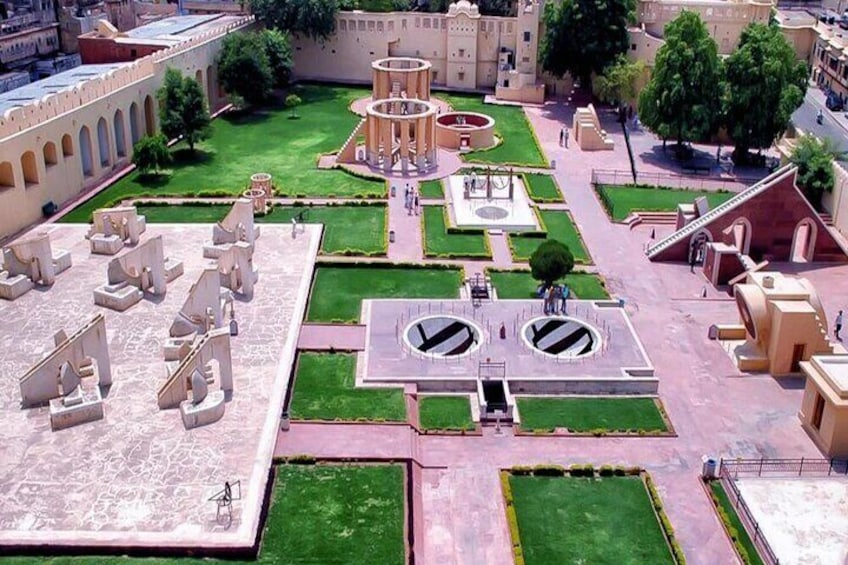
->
[793,88,848,158]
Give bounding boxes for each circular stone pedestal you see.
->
[404,315,482,358]
[521,316,601,358]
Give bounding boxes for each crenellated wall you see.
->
[0,15,255,242]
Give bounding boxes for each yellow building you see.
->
[800,356,848,457]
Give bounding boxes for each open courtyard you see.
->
[4,41,848,565]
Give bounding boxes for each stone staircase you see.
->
[646,165,793,259]
[635,212,677,225]
[337,118,365,162]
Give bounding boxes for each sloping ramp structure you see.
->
[646,166,848,263]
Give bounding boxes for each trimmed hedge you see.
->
[501,470,526,565]
[644,474,687,564]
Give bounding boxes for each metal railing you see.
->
[718,466,781,565]
[720,456,848,478]
[590,169,759,193]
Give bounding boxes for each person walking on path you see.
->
[404,185,410,204]
[413,191,420,215]
[836,310,844,341]
[559,285,568,314]
[563,127,569,148]
[559,127,564,146]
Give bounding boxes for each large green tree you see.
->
[530,240,574,288]
[217,32,273,106]
[723,23,807,162]
[157,68,211,152]
[593,55,646,106]
[638,11,722,148]
[260,29,294,87]
[539,0,631,87]
[250,0,340,41]
[790,135,840,210]
[132,134,171,176]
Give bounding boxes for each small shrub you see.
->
[511,465,534,476]
[286,454,316,465]
[533,464,566,476]
[599,465,615,477]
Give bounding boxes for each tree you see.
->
[156,68,211,152]
[179,77,211,151]
[261,29,293,87]
[529,240,574,288]
[723,23,807,162]
[540,0,631,87]
[638,11,722,149]
[132,134,171,176]
[250,0,340,41]
[158,68,185,142]
[790,135,840,210]
[285,93,302,118]
[217,33,273,106]
[593,56,646,106]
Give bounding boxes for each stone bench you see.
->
[180,390,225,429]
[89,234,124,255]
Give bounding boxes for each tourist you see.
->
[559,127,564,146]
[413,191,420,215]
[404,185,410,203]
[544,285,555,315]
[836,310,844,341]
[559,285,568,314]
[553,285,562,314]
[563,127,569,148]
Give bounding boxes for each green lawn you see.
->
[422,206,489,258]
[418,179,444,199]
[516,397,668,433]
[509,210,590,263]
[488,270,609,300]
[137,204,386,255]
[0,464,405,565]
[306,265,462,323]
[710,481,765,565]
[419,396,474,431]
[60,85,384,223]
[524,174,562,202]
[442,93,546,167]
[510,475,674,564]
[266,464,405,564]
[598,185,735,221]
[290,352,406,421]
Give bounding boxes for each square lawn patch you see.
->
[509,210,590,263]
[136,204,387,255]
[307,265,462,323]
[488,270,608,299]
[509,474,674,564]
[418,179,445,199]
[266,464,406,564]
[290,352,406,422]
[419,396,474,431]
[598,185,735,221]
[524,174,563,202]
[516,397,667,432]
[422,206,490,258]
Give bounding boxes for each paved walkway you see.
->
[297,324,367,350]
[388,182,424,261]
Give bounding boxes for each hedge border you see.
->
[704,479,764,565]
[644,472,687,564]
[522,172,565,203]
[507,208,593,265]
[512,397,676,437]
[419,204,493,260]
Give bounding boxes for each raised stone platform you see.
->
[359,299,656,394]
[0,223,321,551]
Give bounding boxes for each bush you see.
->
[533,464,566,476]
[511,465,534,476]
[569,464,595,477]
[286,454,316,465]
[599,465,615,477]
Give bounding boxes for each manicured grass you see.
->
[598,185,735,221]
[0,464,405,565]
[509,475,674,564]
[488,270,609,300]
[710,481,765,565]
[266,464,405,564]
[516,397,668,433]
[442,93,546,167]
[509,210,590,263]
[306,265,463,322]
[60,85,384,223]
[524,173,562,202]
[290,352,406,421]
[422,206,489,258]
[418,179,445,199]
[419,396,474,431]
[136,204,387,255]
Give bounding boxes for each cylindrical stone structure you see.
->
[364,98,438,173]
[371,57,432,102]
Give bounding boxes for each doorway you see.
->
[791,343,806,373]
[812,393,825,430]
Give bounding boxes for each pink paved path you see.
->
[388,181,424,261]
[297,324,367,350]
[277,98,848,565]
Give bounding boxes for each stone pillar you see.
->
[400,120,410,173]
[367,116,380,166]
[381,119,393,171]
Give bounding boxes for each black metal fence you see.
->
[590,169,759,193]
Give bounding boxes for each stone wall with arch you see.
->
[0,16,255,241]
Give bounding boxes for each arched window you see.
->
[97,117,111,167]
[79,126,93,177]
[114,109,127,157]
[61,133,74,157]
[43,141,58,166]
[21,151,38,185]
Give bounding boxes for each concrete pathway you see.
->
[487,231,513,268]
[297,323,367,351]
[388,182,424,261]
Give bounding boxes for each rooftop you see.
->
[0,62,127,115]
[82,14,245,47]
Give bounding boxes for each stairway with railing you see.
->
[646,166,795,259]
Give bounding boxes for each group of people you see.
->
[403,184,420,216]
[539,283,569,315]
